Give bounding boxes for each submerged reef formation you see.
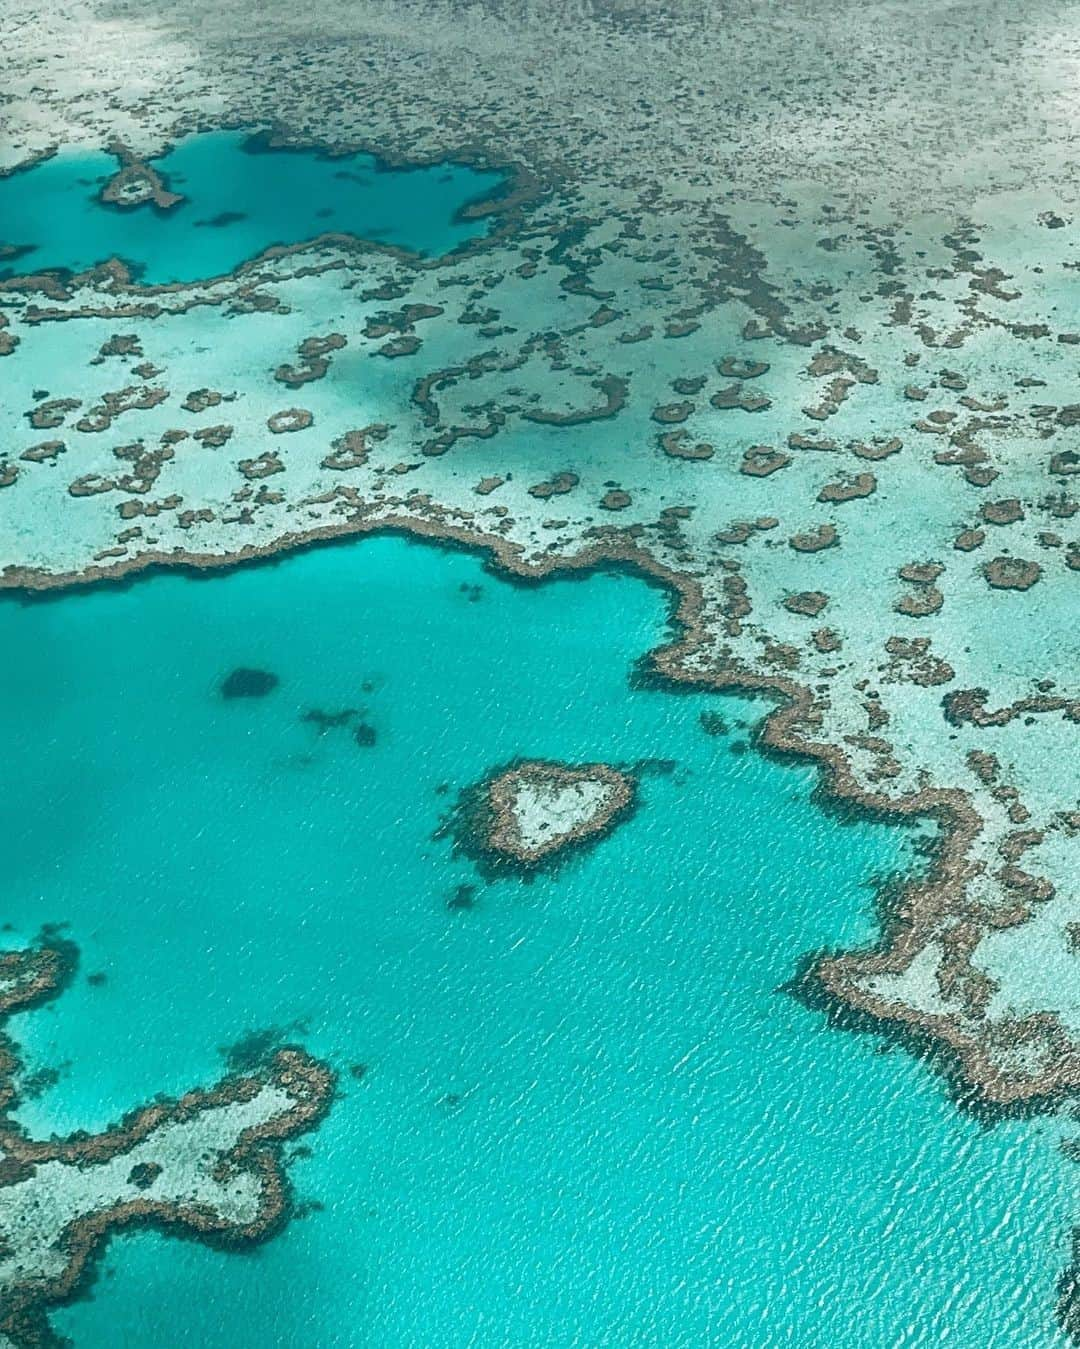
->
[98,142,183,212]
[1,0,1079,1331]
[0,940,333,1346]
[221,666,279,699]
[463,759,635,869]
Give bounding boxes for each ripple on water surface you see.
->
[0,129,505,283]
[1,537,1073,1347]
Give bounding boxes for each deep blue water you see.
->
[1,536,1073,1347]
[0,130,504,283]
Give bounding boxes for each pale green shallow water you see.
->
[0,129,503,282]
[1,536,1075,1348]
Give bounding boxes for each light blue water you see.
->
[0,130,504,282]
[1,536,1074,1346]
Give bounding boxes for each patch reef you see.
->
[481,760,635,865]
[0,942,333,1347]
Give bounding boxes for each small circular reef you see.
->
[458,758,636,872]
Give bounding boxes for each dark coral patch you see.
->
[221,667,279,699]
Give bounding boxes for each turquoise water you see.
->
[0,130,504,282]
[1,536,1074,1346]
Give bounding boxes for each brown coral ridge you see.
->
[0,942,77,1118]
[520,373,628,426]
[0,937,335,1349]
[0,515,1070,1112]
[942,687,1080,729]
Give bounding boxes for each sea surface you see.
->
[0,129,503,282]
[2,536,1075,1348]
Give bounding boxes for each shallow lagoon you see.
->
[0,129,504,283]
[1,535,1074,1347]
